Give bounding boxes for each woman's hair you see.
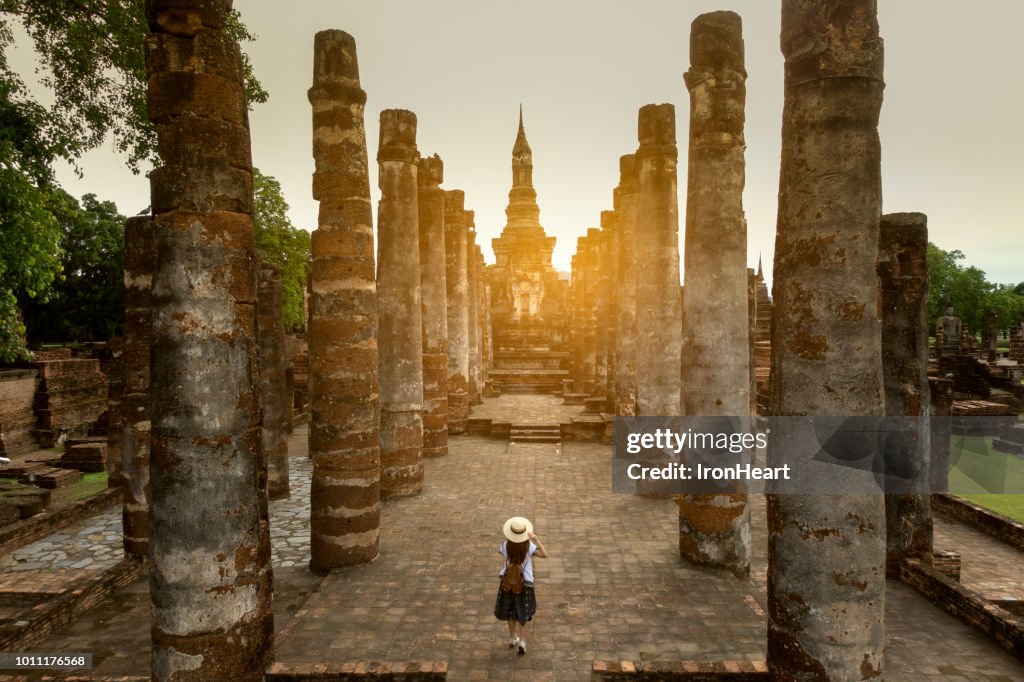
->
[506,539,530,566]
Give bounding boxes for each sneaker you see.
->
[517,641,527,655]
[508,635,520,648]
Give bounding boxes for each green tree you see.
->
[927,242,1024,337]
[0,0,267,171]
[0,62,62,361]
[21,191,126,343]
[253,168,310,333]
[0,1,267,360]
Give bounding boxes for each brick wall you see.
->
[0,369,39,455]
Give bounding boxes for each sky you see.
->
[14,0,1024,286]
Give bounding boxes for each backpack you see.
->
[501,559,526,595]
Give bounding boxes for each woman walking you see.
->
[494,516,548,654]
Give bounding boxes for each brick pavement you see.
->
[469,393,584,426]
[934,513,1024,601]
[3,395,1023,680]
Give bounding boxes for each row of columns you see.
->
[307,30,492,574]
[564,6,937,679]
[134,3,937,678]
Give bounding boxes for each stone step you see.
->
[18,467,83,489]
[510,435,561,443]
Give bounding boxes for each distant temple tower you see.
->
[487,108,570,392]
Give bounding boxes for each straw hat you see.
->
[502,516,533,542]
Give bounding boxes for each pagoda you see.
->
[486,109,570,392]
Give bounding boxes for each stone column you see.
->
[121,215,153,558]
[571,247,586,392]
[599,211,619,400]
[593,226,609,398]
[418,154,448,458]
[308,30,380,569]
[634,104,682,416]
[475,246,488,399]
[444,190,470,434]
[768,1,886,678]
[467,226,481,406]
[258,260,290,500]
[144,1,272,676]
[581,231,600,394]
[377,109,424,499]
[879,212,932,576]
[678,11,751,578]
[613,155,639,416]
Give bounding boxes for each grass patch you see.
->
[948,433,1024,522]
[956,494,1024,523]
[67,471,109,502]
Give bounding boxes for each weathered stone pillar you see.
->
[580,230,600,394]
[121,215,153,558]
[258,260,290,500]
[144,0,273,676]
[308,30,380,569]
[768,1,886,678]
[444,190,470,434]
[879,212,932,576]
[678,11,750,578]
[634,104,682,416]
[929,377,953,493]
[613,155,639,416]
[571,246,586,392]
[475,246,488,400]
[598,211,618,400]
[377,109,424,500]
[418,154,448,458]
[467,226,481,406]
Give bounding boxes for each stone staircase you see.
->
[509,424,561,444]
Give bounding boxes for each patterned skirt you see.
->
[493,580,537,625]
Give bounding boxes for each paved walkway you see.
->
[469,393,585,425]
[3,395,1023,680]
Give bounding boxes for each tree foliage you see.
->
[927,242,1024,336]
[253,168,310,334]
[20,191,125,343]
[0,0,268,172]
[0,0,267,361]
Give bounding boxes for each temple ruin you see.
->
[0,3,1021,680]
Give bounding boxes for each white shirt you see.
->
[498,541,538,584]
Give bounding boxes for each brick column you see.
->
[418,154,448,457]
[768,1,886,677]
[678,10,751,577]
[377,109,424,499]
[879,212,932,575]
[121,215,153,558]
[613,155,639,416]
[634,104,682,416]
[258,260,290,500]
[444,191,470,434]
[308,30,380,569]
[144,0,272,676]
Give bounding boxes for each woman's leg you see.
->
[506,619,516,637]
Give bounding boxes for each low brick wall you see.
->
[265,661,446,680]
[31,358,108,447]
[0,487,120,555]
[592,660,768,680]
[0,369,39,456]
[900,558,1024,661]
[932,494,1024,552]
[0,557,143,652]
